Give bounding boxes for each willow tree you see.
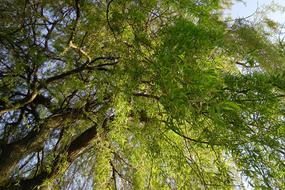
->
[0,0,284,189]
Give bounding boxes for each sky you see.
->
[226,2,285,189]
[226,0,285,23]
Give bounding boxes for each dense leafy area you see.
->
[0,0,284,189]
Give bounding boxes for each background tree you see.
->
[0,0,284,189]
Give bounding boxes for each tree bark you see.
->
[1,125,98,190]
[0,109,82,187]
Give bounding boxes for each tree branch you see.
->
[0,108,82,187]
[0,91,38,115]
[133,92,160,100]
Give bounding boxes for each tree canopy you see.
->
[0,0,285,189]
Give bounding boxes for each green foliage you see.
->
[0,0,285,189]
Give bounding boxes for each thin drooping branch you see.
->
[67,0,81,44]
[106,0,115,36]
[110,160,133,185]
[162,120,212,145]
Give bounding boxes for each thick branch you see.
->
[67,124,97,162]
[43,57,119,85]
[3,124,99,190]
[0,55,118,115]
[0,109,82,187]
[0,91,38,115]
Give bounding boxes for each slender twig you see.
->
[106,0,116,36]
[133,92,160,100]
